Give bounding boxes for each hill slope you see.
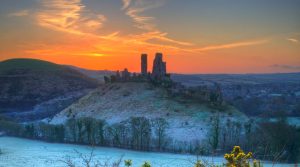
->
[50,82,246,142]
[0,58,63,72]
[0,58,99,121]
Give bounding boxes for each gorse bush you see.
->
[224,146,252,167]
[194,160,205,167]
[252,160,262,167]
[141,161,151,167]
[224,146,263,167]
[124,159,132,167]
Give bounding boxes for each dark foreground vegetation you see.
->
[60,146,260,167]
[0,113,299,164]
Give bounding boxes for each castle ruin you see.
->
[106,52,168,82]
[104,52,224,105]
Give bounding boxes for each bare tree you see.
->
[61,148,124,167]
[152,118,169,151]
[208,114,220,153]
[66,118,77,143]
[130,117,151,151]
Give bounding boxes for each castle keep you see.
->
[151,53,167,80]
[141,54,147,76]
[141,52,167,80]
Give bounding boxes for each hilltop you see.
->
[0,58,64,73]
[0,58,99,121]
[50,82,246,143]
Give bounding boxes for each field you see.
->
[0,137,294,167]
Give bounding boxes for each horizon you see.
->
[0,0,300,73]
[1,57,300,75]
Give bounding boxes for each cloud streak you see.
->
[287,38,299,43]
[36,0,106,35]
[122,0,131,10]
[194,39,269,52]
[29,0,271,59]
[121,0,194,47]
[9,10,29,17]
[271,64,300,70]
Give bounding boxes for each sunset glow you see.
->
[0,0,299,73]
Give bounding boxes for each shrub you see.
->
[255,120,300,162]
[0,116,23,136]
[124,159,132,167]
[141,161,151,167]
[253,159,262,167]
[194,160,205,167]
[224,146,252,167]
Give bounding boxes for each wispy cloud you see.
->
[36,0,106,35]
[121,0,194,47]
[25,48,106,57]
[125,6,156,31]
[194,39,269,52]
[121,0,131,10]
[129,31,194,46]
[122,0,166,31]
[287,38,299,43]
[9,10,29,17]
[29,0,270,59]
[271,64,300,70]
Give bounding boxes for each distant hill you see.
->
[171,73,300,86]
[68,65,114,83]
[0,58,64,73]
[172,73,300,116]
[0,58,99,121]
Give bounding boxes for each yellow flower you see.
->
[246,152,253,158]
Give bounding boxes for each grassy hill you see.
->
[0,58,99,121]
[50,82,246,143]
[0,58,63,73]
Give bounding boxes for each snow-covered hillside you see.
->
[49,83,247,143]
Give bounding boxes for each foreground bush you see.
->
[194,160,205,167]
[224,146,263,167]
[124,159,132,167]
[141,161,151,167]
[61,146,266,167]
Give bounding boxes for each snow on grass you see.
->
[49,83,246,142]
[0,137,216,167]
[0,137,295,167]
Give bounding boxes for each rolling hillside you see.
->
[0,58,99,121]
[50,82,246,143]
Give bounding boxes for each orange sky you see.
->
[0,0,300,73]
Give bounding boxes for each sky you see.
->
[0,0,299,74]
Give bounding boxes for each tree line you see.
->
[0,116,170,152]
[0,114,299,163]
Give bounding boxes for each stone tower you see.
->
[152,53,167,79]
[141,54,147,76]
